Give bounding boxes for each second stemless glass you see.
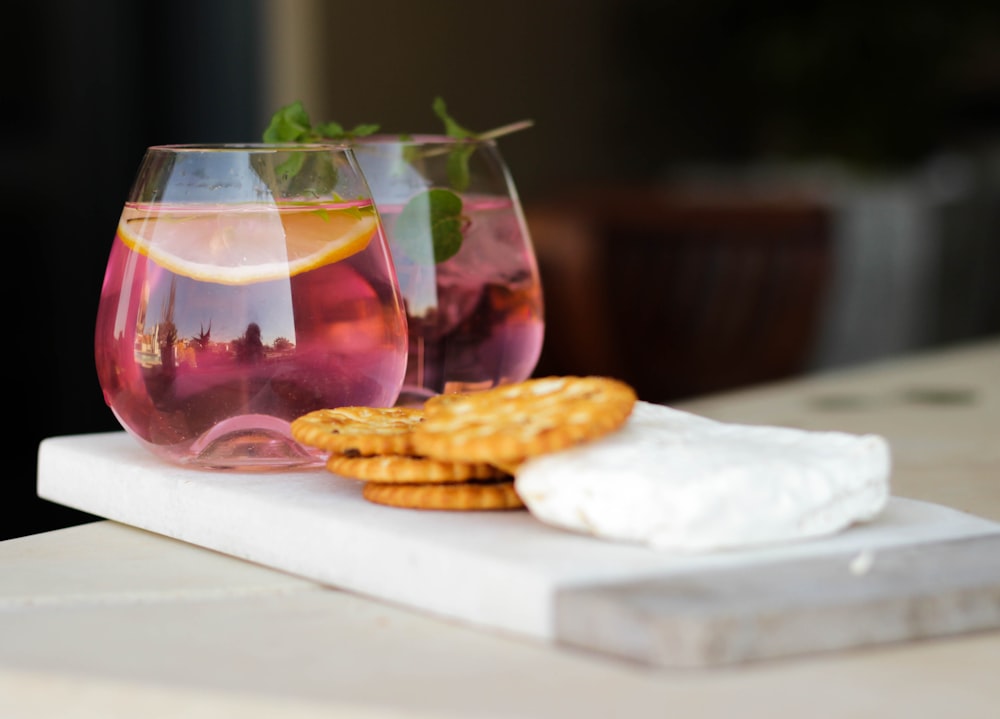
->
[95,144,408,470]
[354,136,545,406]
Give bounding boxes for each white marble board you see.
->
[36,432,1000,668]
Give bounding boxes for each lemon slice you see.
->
[118,204,378,285]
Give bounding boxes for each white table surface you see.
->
[4,337,1000,718]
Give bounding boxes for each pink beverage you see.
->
[380,195,545,402]
[95,201,408,469]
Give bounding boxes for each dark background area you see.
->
[4,0,998,541]
[5,1,267,540]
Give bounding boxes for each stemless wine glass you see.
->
[353,136,545,406]
[95,144,408,470]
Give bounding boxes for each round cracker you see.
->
[290,406,424,456]
[326,453,507,483]
[413,376,637,464]
[362,480,524,511]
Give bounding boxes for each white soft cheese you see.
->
[514,401,891,552]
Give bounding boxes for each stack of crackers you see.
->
[290,376,637,511]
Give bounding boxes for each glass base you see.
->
[182,414,324,471]
[394,386,437,408]
[394,380,504,408]
[443,380,496,394]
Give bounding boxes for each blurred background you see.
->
[5,0,998,540]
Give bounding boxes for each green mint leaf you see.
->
[263,101,313,142]
[347,123,381,138]
[313,121,346,138]
[262,103,381,195]
[446,144,475,192]
[400,136,421,165]
[264,102,381,142]
[262,101,320,192]
[432,96,478,193]
[395,188,465,264]
[275,151,306,184]
[275,152,339,197]
[432,96,475,139]
[314,121,381,140]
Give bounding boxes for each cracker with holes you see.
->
[290,406,424,456]
[413,376,637,467]
[362,479,524,511]
[326,453,507,484]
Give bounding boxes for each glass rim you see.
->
[146,142,354,153]
[351,134,499,148]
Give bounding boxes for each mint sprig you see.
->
[263,101,380,142]
[431,96,476,192]
[425,97,535,193]
[394,188,466,264]
[431,96,475,139]
[259,101,379,197]
[262,98,531,264]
